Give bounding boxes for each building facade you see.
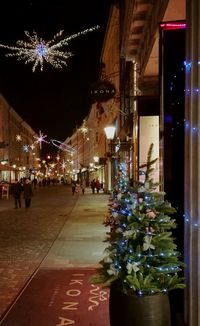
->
[0,93,40,182]
[103,1,200,326]
[58,2,200,324]
[64,1,200,325]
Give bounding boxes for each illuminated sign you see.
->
[90,80,116,102]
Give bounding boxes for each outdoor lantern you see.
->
[93,156,99,163]
[104,126,116,140]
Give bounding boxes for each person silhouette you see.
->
[23,179,33,208]
[12,179,23,208]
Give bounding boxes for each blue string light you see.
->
[184,60,191,71]
[184,121,190,129]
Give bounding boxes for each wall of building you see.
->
[0,93,40,181]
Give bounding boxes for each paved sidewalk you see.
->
[0,187,109,264]
[0,186,109,324]
[41,189,109,269]
[0,184,79,318]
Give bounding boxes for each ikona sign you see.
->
[53,270,109,325]
[1,269,109,325]
[90,80,116,102]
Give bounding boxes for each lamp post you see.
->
[93,155,99,165]
[104,125,116,193]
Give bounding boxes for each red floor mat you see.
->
[1,268,109,326]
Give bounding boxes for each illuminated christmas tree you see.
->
[93,144,185,295]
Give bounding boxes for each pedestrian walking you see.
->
[33,177,37,190]
[75,183,80,194]
[12,179,23,209]
[95,178,101,194]
[47,177,51,187]
[71,180,76,195]
[90,179,96,194]
[23,179,33,208]
[80,179,86,195]
[42,178,47,187]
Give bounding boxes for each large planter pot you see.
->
[109,285,171,326]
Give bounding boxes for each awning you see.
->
[0,164,15,171]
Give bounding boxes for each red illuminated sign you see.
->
[160,22,186,30]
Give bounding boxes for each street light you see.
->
[93,156,99,163]
[104,125,116,193]
[104,126,116,140]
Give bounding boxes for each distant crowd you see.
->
[71,178,103,195]
[0,175,104,205]
[9,176,61,208]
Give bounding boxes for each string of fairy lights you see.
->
[168,59,199,228]
[101,162,185,296]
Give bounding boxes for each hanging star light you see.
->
[30,143,35,150]
[34,131,49,149]
[16,134,22,141]
[49,162,56,169]
[61,160,66,170]
[0,26,99,72]
[79,119,89,137]
[23,144,29,152]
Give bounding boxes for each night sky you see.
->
[0,0,112,142]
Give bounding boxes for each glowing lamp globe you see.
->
[104,126,116,140]
[93,156,99,163]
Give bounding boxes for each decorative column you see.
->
[185,1,200,325]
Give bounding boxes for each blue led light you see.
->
[185,121,190,129]
[37,43,47,57]
[184,61,191,70]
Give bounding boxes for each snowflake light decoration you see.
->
[0,26,99,72]
[61,160,66,170]
[79,119,89,137]
[23,144,29,152]
[16,134,22,141]
[49,163,56,169]
[34,131,49,149]
[30,143,35,150]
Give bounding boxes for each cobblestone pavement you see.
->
[0,184,78,318]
